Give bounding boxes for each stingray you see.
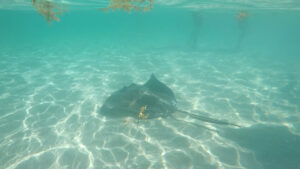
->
[100,74,239,127]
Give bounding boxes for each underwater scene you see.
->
[1,0,300,169]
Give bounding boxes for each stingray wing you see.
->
[100,84,142,118]
[143,74,177,106]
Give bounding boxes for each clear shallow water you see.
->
[1,1,300,169]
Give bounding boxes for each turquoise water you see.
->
[1,1,300,169]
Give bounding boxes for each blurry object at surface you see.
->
[236,10,251,21]
[235,10,251,50]
[99,0,154,13]
[32,0,67,24]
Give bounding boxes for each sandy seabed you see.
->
[0,44,299,169]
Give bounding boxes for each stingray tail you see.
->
[178,110,241,127]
